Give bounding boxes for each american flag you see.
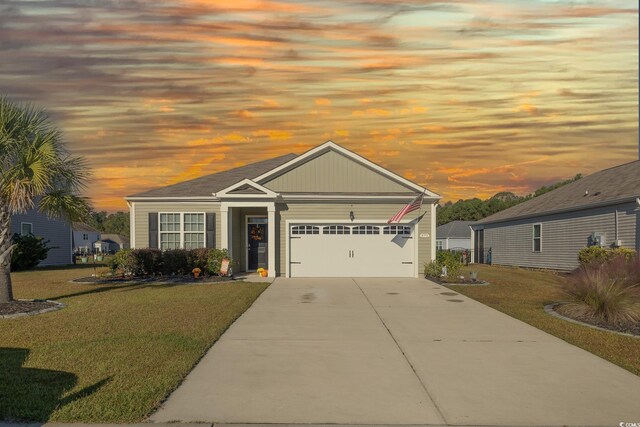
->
[387,193,424,223]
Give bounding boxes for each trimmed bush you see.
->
[162,249,189,275]
[187,248,210,272]
[133,249,163,275]
[562,255,640,326]
[424,250,463,279]
[11,233,51,271]
[108,249,143,276]
[208,248,233,275]
[578,246,637,267]
[424,261,441,278]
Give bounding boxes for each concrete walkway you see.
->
[151,278,640,426]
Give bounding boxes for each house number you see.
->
[419,233,429,238]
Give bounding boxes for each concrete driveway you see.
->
[151,278,640,426]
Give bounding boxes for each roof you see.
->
[73,222,99,233]
[436,221,474,239]
[476,160,640,225]
[101,234,128,245]
[128,154,298,198]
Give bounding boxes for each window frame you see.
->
[291,225,320,235]
[383,225,411,235]
[352,225,380,235]
[20,222,33,236]
[323,225,350,235]
[532,223,542,253]
[436,240,443,251]
[158,212,206,250]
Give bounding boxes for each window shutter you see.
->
[149,212,158,248]
[206,212,216,248]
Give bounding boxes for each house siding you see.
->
[11,210,72,266]
[263,150,412,193]
[276,201,434,276]
[477,202,638,271]
[132,201,220,248]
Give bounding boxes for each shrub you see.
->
[424,261,442,278]
[562,255,640,326]
[10,233,51,271]
[436,250,462,277]
[578,246,637,267]
[208,248,232,275]
[133,249,163,275]
[108,249,143,276]
[162,249,189,275]
[187,248,210,273]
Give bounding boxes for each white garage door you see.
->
[289,223,415,277]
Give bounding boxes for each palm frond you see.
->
[39,191,92,222]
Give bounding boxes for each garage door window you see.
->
[352,225,380,235]
[323,225,350,235]
[383,225,411,235]
[292,225,320,235]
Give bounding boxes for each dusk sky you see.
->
[0,0,637,211]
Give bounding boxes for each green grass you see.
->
[447,265,640,376]
[0,266,268,422]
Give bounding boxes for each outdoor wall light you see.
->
[349,211,355,221]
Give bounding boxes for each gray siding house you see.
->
[73,222,101,253]
[11,209,73,266]
[126,141,440,278]
[471,160,639,271]
[436,221,473,251]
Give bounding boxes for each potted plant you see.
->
[95,253,104,262]
[257,268,268,277]
[192,267,201,279]
[80,253,88,264]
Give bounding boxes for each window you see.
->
[159,213,205,250]
[323,225,350,235]
[352,225,380,235]
[383,225,411,235]
[532,224,541,252]
[21,223,33,236]
[291,225,319,235]
[436,240,443,251]
[83,233,89,240]
[248,217,268,224]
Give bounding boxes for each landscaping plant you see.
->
[424,250,463,280]
[578,246,637,267]
[10,233,51,271]
[562,255,640,327]
[208,248,232,275]
[0,96,91,302]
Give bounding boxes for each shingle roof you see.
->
[436,221,474,239]
[73,222,99,233]
[476,160,640,225]
[101,234,128,245]
[128,154,298,198]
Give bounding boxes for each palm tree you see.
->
[0,96,91,303]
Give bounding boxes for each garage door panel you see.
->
[289,224,415,278]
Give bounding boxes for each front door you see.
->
[247,220,268,270]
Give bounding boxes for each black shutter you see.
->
[149,212,158,248]
[206,212,216,248]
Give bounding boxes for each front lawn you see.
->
[446,265,640,376]
[0,266,268,422]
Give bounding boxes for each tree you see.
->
[0,96,91,303]
[89,210,130,237]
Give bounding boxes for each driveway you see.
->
[151,278,640,426]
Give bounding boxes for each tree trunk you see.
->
[0,205,14,303]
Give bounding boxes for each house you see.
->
[126,141,440,277]
[11,208,73,266]
[72,222,101,253]
[471,160,640,270]
[436,221,474,251]
[94,234,129,253]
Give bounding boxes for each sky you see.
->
[0,0,637,211]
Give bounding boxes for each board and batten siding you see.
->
[263,150,412,193]
[480,202,638,271]
[11,210,72,266]
[275,201,434,276]
[132,202,220,248]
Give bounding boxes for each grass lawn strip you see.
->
[0,265,268,422]
[446,265,640,376]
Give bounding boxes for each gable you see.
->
[227,184,267,195]
[261,150,414,194]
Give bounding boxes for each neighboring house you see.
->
[436,221,474,251]
[126,141,441,277]
[471,160,640,270]
[94,234,129,253]
[72,222,101,253]
[11,209,73,266]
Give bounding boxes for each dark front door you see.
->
[247,223,268,270]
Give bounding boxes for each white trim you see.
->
[285,218,420,278]
[216,178,278,199]
[20,222,33,236]
[128,201,136,249]
[532,223,542,253]
[414,220,420,278]
[253,141,441,198]
[126,196,219,202]
[157,212,206,250]
[220,207,229,250]
[280,194,439,202]
[245,215,268,272]
[267,208,276,277]
[430,203,436,261]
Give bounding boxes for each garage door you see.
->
[289,223,415,277]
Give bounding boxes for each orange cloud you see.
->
[314,98,332,106]
[252,129,293,140]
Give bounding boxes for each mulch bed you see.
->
[72,275,234,284]
[427,276,488,286]
[553,303,640,337]
[0,300,59,317]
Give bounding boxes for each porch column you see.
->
[268,205,276,277]
[220,205,229,250]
